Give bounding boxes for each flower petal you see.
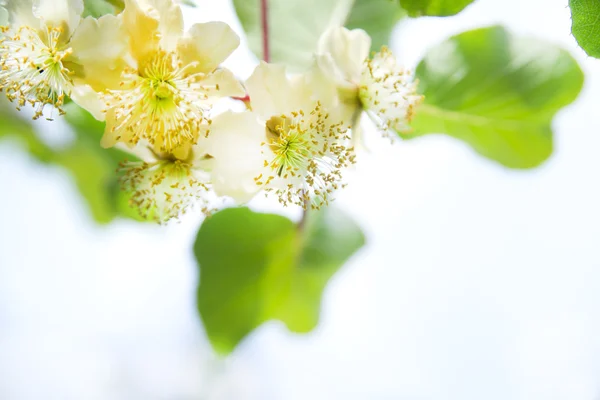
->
[33,0,83,35]
[177,21,239,74]
[69,14,128,91]
[317,26,371,85]
[0,6,8,25]
[123,0,161,64]
[245,62,296,119]
[138,0,183,51]
[70,84,105,121]
[206,110,270,203]
[198,68,245,101]
[2,0,37,28]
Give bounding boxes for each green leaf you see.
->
[569,0,600,58]
[178,0,197,7]
[0,101,143,224]
[82,0,117,17]
[403,26,584,169]
[399,0,476,17]
[0,108,55,163]
[195,207,365,354]
[345,0,406,51]
[62,103,147,222]
[232,0,354,70]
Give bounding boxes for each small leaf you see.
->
[399,0,476,17]
[404,26,584,169]
[569,0,600,58]
[178,0,197,7]
[345,0,406,51]
[194,207,365,354]
[82,0,117,17]
[232,0,354,70]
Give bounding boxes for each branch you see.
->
[260,0,270,62]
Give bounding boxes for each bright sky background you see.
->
[1,0,599,399]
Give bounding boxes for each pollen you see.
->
[103,50,212,155]
[0,25,73,119]
[359,46,423,137]
[260,102,356,209]
[119,158,213,223]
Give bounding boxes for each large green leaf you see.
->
[232,0,354,69]
[195,207,365,354]
[399,0,476,16]
[402,26,584,169]
[569,0,600,58]
[345,0,406,51]
[0,102,142,224]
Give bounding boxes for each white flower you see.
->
[317,26,423,135]
[119,150,215,223]
[207,62,355,209]
[75,0,245,159]
[0,0,127,119]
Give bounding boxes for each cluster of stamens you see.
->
[119,159,213,223]
[255,102,356,209]
[102,50,214,154]
[359,47,423,136]
[0,25,73,119]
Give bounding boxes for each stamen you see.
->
[359,47,423,137]
[258,102,356,209]
[103,51,212,154]
[0,25,73,119]
[119,159,213,223]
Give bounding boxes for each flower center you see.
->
[359,46,423,136]
[0,25,73,119]
[256,103,356,209]
[103,51,210,155]
[119,159,213,223]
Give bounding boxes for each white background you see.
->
[1,0,599,398]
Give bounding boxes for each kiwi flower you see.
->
[76,0,245,160]
[0,0,127,119]
[207,62,356,209]
[317,26,423,136]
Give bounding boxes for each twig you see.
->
[260,0,270,62]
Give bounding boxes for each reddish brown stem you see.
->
[232,95,250,102]
[260,0,270,62]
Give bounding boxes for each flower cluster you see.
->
[0,0,423,223]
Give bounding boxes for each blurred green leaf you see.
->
[0,102,143,224]
[403,26,584,169]
[63,103,146,222]
[0,108,55,163]
[195,206,365,354]
[399,0,476,16]
[178,0,197,7]
[569,0,600,58]
[82,0,117,17]
[345,0,406,51]
[232,0,354,70]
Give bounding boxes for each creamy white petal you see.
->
[33,0,83,35]
[197,68,245,101]
[0,6,8,25]
[245,62,296,119]
[317,26,370,85]
[69,14,129,91]
[70,84,105,121]
[123,0,161,64]
[138,0,183,51]
[2,0,37,28]
[207,110,271,203]
[177,21,239,74]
